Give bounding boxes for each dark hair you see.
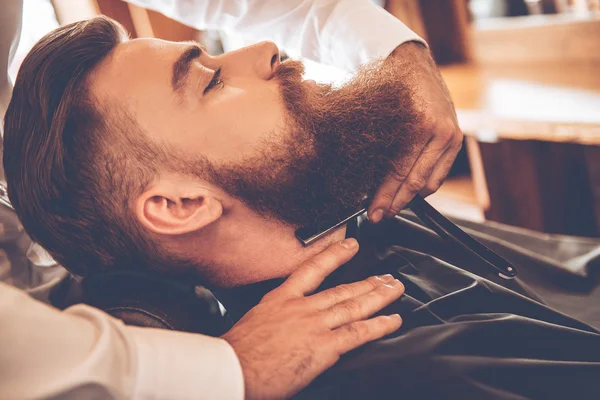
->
[3,16,185,276]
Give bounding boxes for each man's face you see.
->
[91,36,421,243]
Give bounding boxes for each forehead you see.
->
[89,38,182,103]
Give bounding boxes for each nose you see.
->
[268,45,281,74]
[253,41,280,79]
[212,41,280,80]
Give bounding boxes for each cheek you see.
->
[196,85,288,162]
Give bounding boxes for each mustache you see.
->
[273,59,305,84]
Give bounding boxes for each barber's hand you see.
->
[368,42,463,223]
[221,238,404,400]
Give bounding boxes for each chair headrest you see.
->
[54,271,230,336]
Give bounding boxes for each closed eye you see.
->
[203,67,223,94]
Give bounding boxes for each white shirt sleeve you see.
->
[124,0,426,72]
[0,282,244,400]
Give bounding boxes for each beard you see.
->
[203,57,423,229]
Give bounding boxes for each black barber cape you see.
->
[214,213,600,400]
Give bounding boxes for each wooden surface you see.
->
[451,13,600,143]
[473,14,600,65]
[440,62,600,144]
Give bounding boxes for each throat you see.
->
[208,224,348,319]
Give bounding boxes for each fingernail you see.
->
[392,279,404,289]
[378,274,395,282]
[389,313,402,323]
[340,238,358,249]
[370,208,384,223]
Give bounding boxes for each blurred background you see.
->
[11,0,600,237]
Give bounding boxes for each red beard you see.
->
[205,57,424,228]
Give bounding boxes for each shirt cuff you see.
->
[321,0,427,71]
[129,327,244,400]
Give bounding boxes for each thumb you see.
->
[277,239,359,298]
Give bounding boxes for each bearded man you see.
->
[4,16,600,400]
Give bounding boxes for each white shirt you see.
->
[126,0,423,72]
[0,0,423,398]
[0,281,244,399]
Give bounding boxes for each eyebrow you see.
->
[171,44,202,93]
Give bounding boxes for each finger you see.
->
[309,274,395,310]
[324,279,404,329]
[277,239,359,298]
[383,131,454,218]
[420,133,463,197]
[368,143,427,224]
[333,314,403,355]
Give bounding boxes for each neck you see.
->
[185,208,347,288]
[212,216,373,322]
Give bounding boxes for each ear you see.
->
[135,174,223,236]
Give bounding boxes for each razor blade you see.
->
[295,195,517,280]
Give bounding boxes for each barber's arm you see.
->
[0,239,403,400]
[0,280,244,399]
[125,0,463,220]
[124,0,421,71]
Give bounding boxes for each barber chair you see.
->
[52,271,231,336]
